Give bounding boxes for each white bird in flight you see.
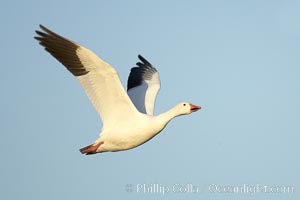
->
[34,25,201,155]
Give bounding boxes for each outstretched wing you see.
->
[34,25,138,129]
[127,55,160,115]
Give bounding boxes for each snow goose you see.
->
[34,25,201,155]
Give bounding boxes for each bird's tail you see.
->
[79,142,103,155]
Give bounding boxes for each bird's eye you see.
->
[183,103,186,106]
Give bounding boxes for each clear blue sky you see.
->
[1,0,299,199]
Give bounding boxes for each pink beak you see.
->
[190,104,201,112]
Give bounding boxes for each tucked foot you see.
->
[79,141,104,155]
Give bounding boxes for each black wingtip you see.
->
[138,54,143,60]
[33,36,40,41]
[137,54,145,62]
[34,25,47,41]
[138,54,149,64]
[39,24,46,31]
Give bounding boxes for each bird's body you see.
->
[94,113,164,152]
[34,25,201,155]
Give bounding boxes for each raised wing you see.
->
[34,25,138,129]
[127,55,160,115]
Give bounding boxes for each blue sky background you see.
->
[1,0,299,199]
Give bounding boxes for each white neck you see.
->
[156,106,183,128]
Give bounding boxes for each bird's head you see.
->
[175,102,201,115]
